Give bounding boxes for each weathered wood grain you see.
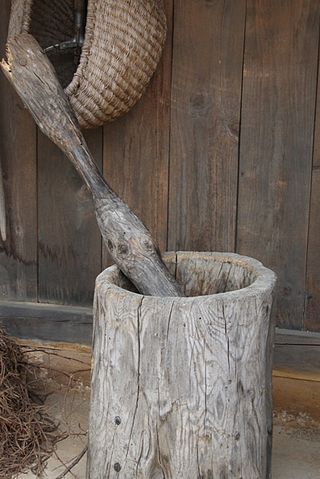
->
[88,252,276,479]
[168,0,246,253]
[0,1,37,301]
[237,0,319,329]
[274,328,320,378]
[103,0,173,266]
[312,51,320,171]
[2,34,182,297]
[305,169,320,331]
[1,1,320,334]
[0,300,92,344]
[38,128,103,305]
[305,43,320,332]
[0,156,6,242]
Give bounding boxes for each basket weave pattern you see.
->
[8,0,167,129]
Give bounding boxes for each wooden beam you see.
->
[1,301,320,381]
[274,328,320,380]
[0,300,92,344]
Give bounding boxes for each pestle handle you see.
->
[1,33,182,297]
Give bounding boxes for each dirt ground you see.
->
[17,387,320,479]
[272,411,320,479]
[16,343,320,479]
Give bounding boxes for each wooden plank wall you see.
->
[1,0,320,331]
[237,0,319,329]
[0,0,37,301]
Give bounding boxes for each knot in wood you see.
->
[18,58,27,67]
[117,243,129,255]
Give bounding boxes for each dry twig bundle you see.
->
[0,329,59,478]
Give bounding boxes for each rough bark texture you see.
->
[0,33,182,297]
[88,252,277,479]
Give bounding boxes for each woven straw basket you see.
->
[8,0,167,129]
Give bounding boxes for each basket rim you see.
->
[7,0,167,127]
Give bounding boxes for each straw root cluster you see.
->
[0,329,58,478]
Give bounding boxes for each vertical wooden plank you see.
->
[305,169,320,332]
[0,0,37,301]
[38,128,102,305]
[168,0,246,253]
[305,61,320,331]
[237,0,319,329]
[102,0,173,266]
[313,58,320,171]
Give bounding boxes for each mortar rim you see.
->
[96,251,277,302]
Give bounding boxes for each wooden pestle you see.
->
[1,33,182,297]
